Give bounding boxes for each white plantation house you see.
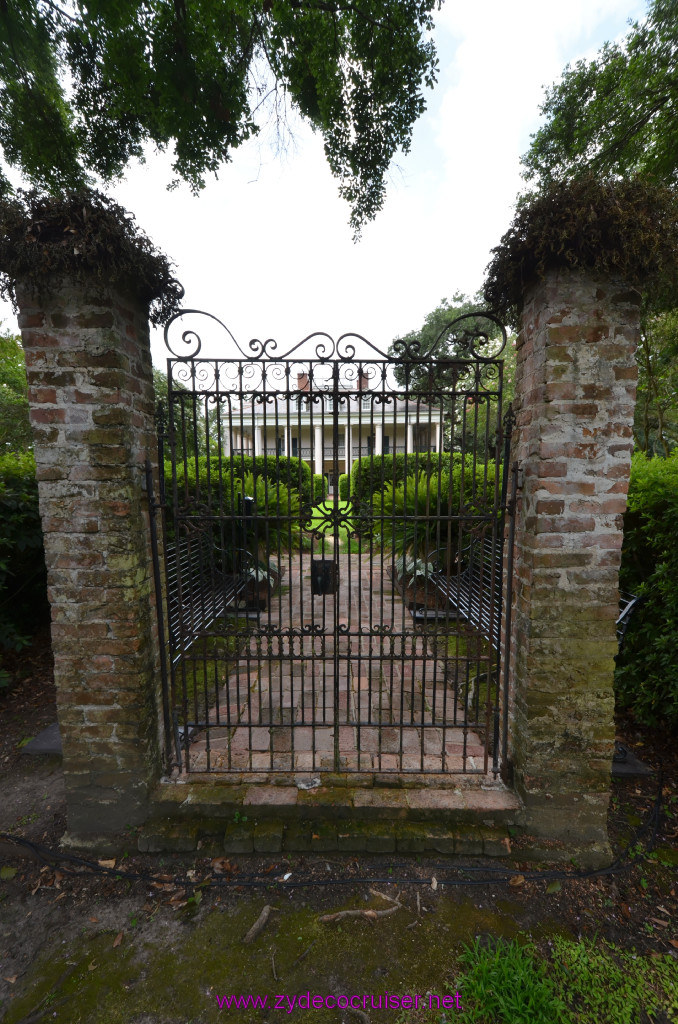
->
[227,372,445,491]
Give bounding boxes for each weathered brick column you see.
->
[17,277,162,837]
[508,268,640,864]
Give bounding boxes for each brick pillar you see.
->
[509,268,639,865]
[17,278,162,838]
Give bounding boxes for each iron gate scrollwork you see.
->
[149,311,516,778]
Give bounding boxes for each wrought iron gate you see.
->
[148,311,516,778]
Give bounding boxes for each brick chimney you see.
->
[297,372,310,392]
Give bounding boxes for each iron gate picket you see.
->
[149,311,516,778]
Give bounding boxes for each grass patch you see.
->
[308,500,356,551]
[446,936,678,1024]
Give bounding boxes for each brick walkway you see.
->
[189,547,489,777]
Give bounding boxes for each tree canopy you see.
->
[634,307,678,456]
[388,291,510,390]
[0,0,441,233]
[522,0,678,187]
[388,292,515,457]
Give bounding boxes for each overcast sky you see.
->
[1,0,647,366]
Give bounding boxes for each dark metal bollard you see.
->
[311,559,339,595]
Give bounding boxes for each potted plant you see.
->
[393,554,443,610]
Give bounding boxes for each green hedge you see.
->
[338,473,349,501]
[168,454,314,508]
[0,451,48,657]
[313,473,326,502]
[615,450,678,730]
[350,452,497,537]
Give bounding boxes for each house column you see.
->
[375,423,383,455]
[344,425,351,476]
[314,425,323,475]
[254,425,262,455]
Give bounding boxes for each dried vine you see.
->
[0,189,183,325]
[484,174,678,327]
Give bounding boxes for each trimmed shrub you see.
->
[372,465,497,564]
[313,473,326,502]
[168,454,314,510]
[164,456,306,562]
[615,450,678,730]
[338,473,349,501]
[0,451,48,658]
[351,452,497,538]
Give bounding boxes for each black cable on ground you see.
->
[0,766,664,892]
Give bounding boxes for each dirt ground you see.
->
[0,629,676,1023]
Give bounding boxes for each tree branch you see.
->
[37,0,79,25]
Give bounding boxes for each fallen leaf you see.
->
[88,961,97,972]
[501,837,511,854]
[669,939,678,949]
[3,976,17,984]
[211,858,233,873]
[89,917,99,923]
[621,904,631,919]
[0,867,17,881]
[431,877,438,891]
[546,881,561,895]
[509,875,525,888]
[98,859,116,870]
[113,931,123,948]
[649,917,669,928]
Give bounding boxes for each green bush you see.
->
[615,450,678,730]
[338,473,349,501]
[350,452,441,505]
[0,451,48,657]
[313,473,326,502]
[164,457,305,564]
[372,465,497,564]
[167,454,314,510]
[230,471,302,559]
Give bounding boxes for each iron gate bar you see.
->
[152,311,514,778]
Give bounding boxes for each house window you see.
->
[291,436,298,457]
[366,434,375,455]
[383,435,390,454]
[276,435,284,456]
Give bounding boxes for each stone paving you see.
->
[188,545,490,777]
